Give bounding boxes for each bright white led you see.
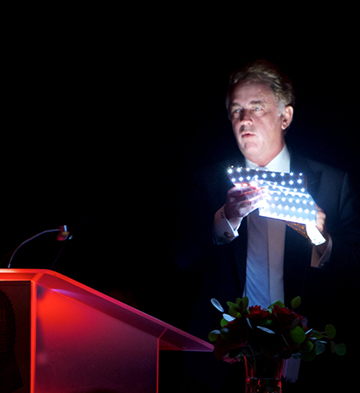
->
[239,177,244,181]
[228,168,233,174]
[271,173,276,177]
[231,178,236,182]
[305,209,309,214]
[298,208,303,213]
[289,180,294,185]
[237,167,241,172]
[297,179,303,184]
[311,210,316,215]
[281,181,286,185]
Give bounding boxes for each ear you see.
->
[281,105,294,130]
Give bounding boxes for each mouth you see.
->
[241,131,255,138]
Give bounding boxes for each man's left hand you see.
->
[316,205,330,254]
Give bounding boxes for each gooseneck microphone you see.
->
[6,225,72,268]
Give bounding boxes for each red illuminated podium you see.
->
[0,269,213,393]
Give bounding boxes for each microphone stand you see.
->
[6,226,72,268]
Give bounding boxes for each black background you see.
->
[2,8,359,392]
[2,8,359,322]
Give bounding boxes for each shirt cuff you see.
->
[213,205,241,244]
[311,235,333,268]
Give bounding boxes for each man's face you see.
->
[229,81,293,167]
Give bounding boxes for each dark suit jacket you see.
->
[174,150,360,392]
[175,150,360,339]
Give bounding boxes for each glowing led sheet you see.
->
[227,167,326,245]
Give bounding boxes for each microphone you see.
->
[6,225,72,268]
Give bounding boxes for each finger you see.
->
[238,193,268,216]
[315,204,324,213]
[237,188,268,203]
[229,184,257,195]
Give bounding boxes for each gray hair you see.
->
[226,59,295,115]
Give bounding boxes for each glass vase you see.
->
[243,355,283,393]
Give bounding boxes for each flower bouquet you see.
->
[209,297,346,392]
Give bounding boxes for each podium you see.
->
[0,269,213,393]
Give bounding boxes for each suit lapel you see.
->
[290,151,321,201]
[284,151,316,306]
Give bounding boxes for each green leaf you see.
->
[227,302,242,319]
[290,318,301,330]
[325,324,336,339]
[269,299,285,309]
[291,296,301,309]
[290,326,306,344]
[311,330,324,340]
[208,330,220,342]
[334,343,347,356]
[226,301,238,309]
[240,297,249,312]
[301,348,316,361]
[302,340,314,353]
[220,318,229,327]
[220,327,230,340]
[315,341,326,355]
[228,308,241,319]
[330,341,336,353]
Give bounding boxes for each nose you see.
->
[239,108,252,125]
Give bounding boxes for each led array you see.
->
[227,167,317,225]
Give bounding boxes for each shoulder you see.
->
[290,151,347,182]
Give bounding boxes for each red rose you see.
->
[246,306,272,327]
[271,305,303,330]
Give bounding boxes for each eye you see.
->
[230,108,242,118]
[253,106,262,112]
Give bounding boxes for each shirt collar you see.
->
[245,145,291,173]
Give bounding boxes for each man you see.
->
[175,60,360,392]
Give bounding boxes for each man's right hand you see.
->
[224,183,268,230]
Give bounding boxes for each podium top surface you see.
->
[0,269,213,352]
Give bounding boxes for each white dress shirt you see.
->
[213,145,332,308]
